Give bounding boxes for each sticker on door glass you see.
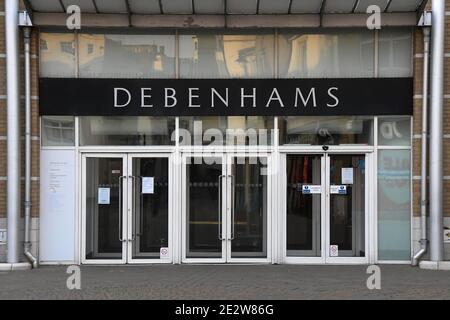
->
[330,245,339,257]
[302,185,322,194]
[330,185,347,195]
[142,177,154,194]
[98,187,110,205]
[160,247,170,259]
[341,168,354,184]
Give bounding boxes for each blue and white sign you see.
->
[302,185,322,194]
[330,185,347,195]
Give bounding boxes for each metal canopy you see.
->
[26,0,426,15]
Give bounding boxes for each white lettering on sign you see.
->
[111,86,342,110]
[327,87,339,107]
[295,88,317,107]
[211,88,229,108]
[114,88,131,107]
[164,88,177,108]
[140,88,153,108]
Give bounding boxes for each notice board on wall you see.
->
[40,149,76,263]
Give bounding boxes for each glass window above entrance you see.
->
[278,29,375,78]
[378,116,412,146]
[179,32,274,79]
[378,28,413,78]
[40,33,77,78]
[279,116,374,146]
[78,33,176,78]
[80,117,176,146]
[179,116,274,146]
[41,116,75,146]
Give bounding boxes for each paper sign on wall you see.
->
[330,185,347,195]
[98,188,110,205]
[142,177,154,194]
[302,185,322,194]
[342,168,354,184]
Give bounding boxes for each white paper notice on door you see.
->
[98,188,110,205]
[142,177,154,194]
[341,168,354,184]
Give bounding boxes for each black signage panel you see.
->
[39,78,413,116]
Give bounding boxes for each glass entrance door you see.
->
[127,155,171,263]
[83,155,127,264]
[82,153,171,264]
[284,153,369,264]
[182,154,270,263]
[325,154,367,263]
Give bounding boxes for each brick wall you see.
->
[0,0,40,262]
[413,0,450,220]
[0,0,40,221]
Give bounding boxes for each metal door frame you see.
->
[81,152,173,265]
[181,152,272,264]
[281,149,374,265]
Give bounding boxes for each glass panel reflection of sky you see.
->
[179,34,274,78]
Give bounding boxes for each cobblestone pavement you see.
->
[0,265,449,300]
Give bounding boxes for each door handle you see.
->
[118,175,126,242]
[129,175,139,241]
[137,176,144,238]
[229,174,235,241]
[218,175,226,240]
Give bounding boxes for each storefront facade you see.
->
[1,0,450,268]
[37,28,414,265]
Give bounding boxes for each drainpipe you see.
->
[23,26,37,268]
[5,0,21,264]
[412,25,430,266]
[429,0,445,263]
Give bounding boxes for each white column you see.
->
[429,0,445,262]
[5,0,21,263]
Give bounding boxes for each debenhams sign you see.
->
[39,78,413,116]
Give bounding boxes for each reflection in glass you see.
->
[79,34,175,78]
[379,29,412,77]
[278,30,374,78]
[132,158,169,259]
[85,158,123,260]
[378,117,411,146]
[41,116,75,146]
[179,33,274,78]
[286,155,321,257]
[40,33,77,77]
[279,116,374,145]
[378,150,411,260]
[179,116,274,146]
[186,158,223,258]
[80,116,176,146]
[231,157,267,258]
[329,155,365,258]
